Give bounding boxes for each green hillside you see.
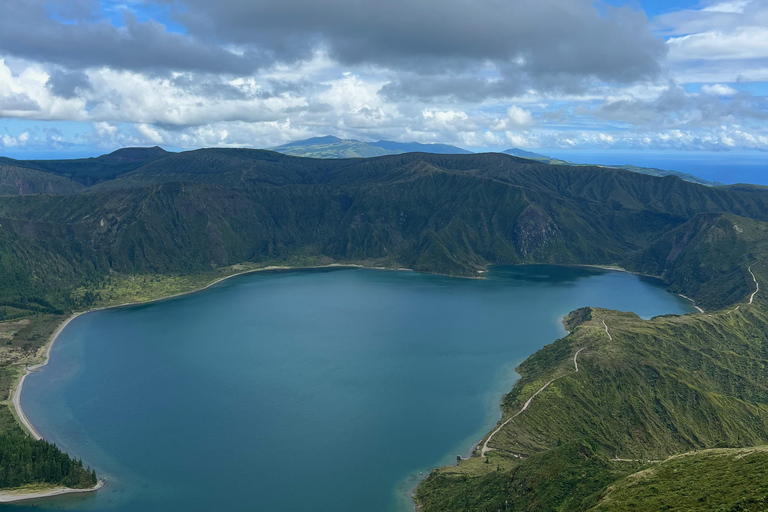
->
[0,148,767,502]
[0,164,83,196]
[416,212,768,511]
[3,150,768,314]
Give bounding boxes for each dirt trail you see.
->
[602,320,613,341]
[749,266,759,304]
[480,347,585,457]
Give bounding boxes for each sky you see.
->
[0,0,767,158]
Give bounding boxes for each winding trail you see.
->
[749,266,759,304]
[481,347,585,457]
[679,294,705,314]
[731,267,759,313]
[602,320,613,341]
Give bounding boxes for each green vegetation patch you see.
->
[595,447,768,511]
[0,406,96,489]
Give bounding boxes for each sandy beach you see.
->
[0,480,104,504]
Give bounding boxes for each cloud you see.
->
[584,83,768,128]
[0,92,39,111]
[0,0,765,155]
[656,0,768,83]
[668,27,768,61]
[0,1,263,75]
[47,69,91,98]
[168,0,665,83]
[0,0,667,99]
[701,83,738,96]
[506,106,534,127]
[702,1,752,14]
[1,132,29,147]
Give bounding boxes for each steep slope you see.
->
[626,213,768,309]
[594,446,768,511]
[0,164,83,195]
[417,210,768,510]
[418,290,768,511]
[1,150,767,316]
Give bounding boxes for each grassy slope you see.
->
[417,304,768,511]
[0,165,83,196]
[417,214,768,511]
[594,446,768,511]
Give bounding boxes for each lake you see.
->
[15,266,694,511]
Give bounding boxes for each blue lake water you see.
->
[15,266,694,511]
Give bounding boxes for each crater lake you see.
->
[15,266,694,511]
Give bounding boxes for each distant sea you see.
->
[545,150,768,186]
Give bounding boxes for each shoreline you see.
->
[5,261,703,507]
[10,262,407,435]
[12,311,85,441]
[7,262,400,503]
[0,479,104,504]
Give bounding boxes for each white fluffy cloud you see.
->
[701,84,738,96]
[668,27,768,61]
[1,132,29,147]
[0,1,766,154]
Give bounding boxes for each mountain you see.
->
[269,136,471,158]
[0,146,171,186]
[0,163,83,195]
[368,139,473,154]
[1,148,768,505]
[2,149,768,313]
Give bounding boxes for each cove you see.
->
[15,266,694,511]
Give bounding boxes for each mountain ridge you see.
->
[269,136,473,158]
[0,148,767,507]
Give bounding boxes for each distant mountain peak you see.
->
[276,135,344,147]
[107,146,170,162]
[270,136,471,158]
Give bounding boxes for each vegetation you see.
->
[0,147,767,501]
[271,137,718,186]
[0,407,96,489]
[416,295,768,510]
[595,447,768,511]
[0,164,83,196]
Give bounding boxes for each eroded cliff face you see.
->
[513,204,560,259]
